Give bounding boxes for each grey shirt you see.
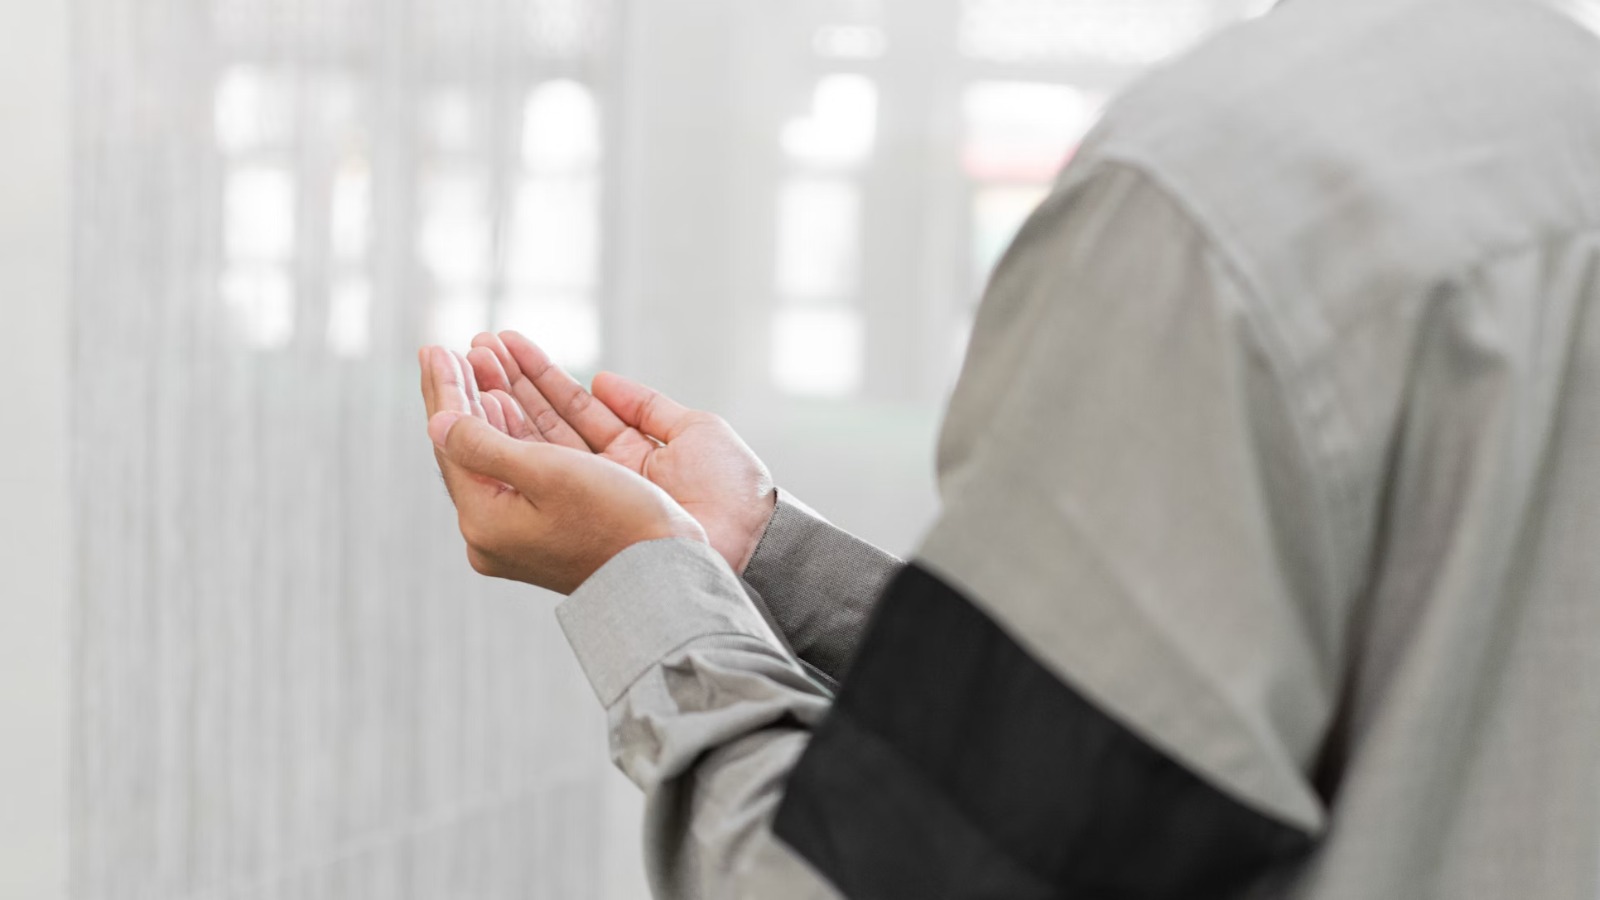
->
[557,0,1600,896]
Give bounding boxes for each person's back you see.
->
[417,2,1600,897]
[1037,1,1600,894]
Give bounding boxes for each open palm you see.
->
[464,331,777,572]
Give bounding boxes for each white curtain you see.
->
[69,1,1261,897]
[72,1,624,897]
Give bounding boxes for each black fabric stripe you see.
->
[773,563,1315,900]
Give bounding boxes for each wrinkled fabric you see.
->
[774,565,1316,899]
[555,1,1600,896]
[740,490,902,685]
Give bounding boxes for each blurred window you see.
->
[763,0,1258,400]
[944,2,1255,372]
[214,30,607,366]
[216,65,300,350]
[959,0,1217,65]
[772,74,879,397]
[215,63,375,355]
[961,82,1104,298]
[500,79,604,371]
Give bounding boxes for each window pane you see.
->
[781,74,878,168]
[772,306,865,397]
[330,158,370,261]
[497,295,601,371]
[775,178,861,300]
[225,166,296,262]
[507,177,599,290]
[522,80,601,172]
[220,265,295,349]
[418,170,489,284]
[214,65,293,152]
[959,0,1220,66]
[326,276,371,358]
[962,82,1104,180]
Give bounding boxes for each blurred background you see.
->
[3,0,1269,897]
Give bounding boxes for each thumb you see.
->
[431,411,541,489]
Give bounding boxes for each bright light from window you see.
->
[776,178,861,300]
[214,65,293,152]
[429,292,489,350]
[418,171,489,284]
[522,80,601,172]
[331,158,370,261]
[507,178,598,290]
[327,277,371,358]
[225,166,296,262]
[497,296,601,371]
[221,266,295,350]
[772,306,864,396]
[962,82,1103,181]
[781,74,878,168]
[959,0,1217,65]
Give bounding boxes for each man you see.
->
[420,0,1600,896]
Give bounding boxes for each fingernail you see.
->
[428,411,464,448]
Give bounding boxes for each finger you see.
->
[426,348,498,493]
[490,389,541,442]
[433,411,552,495]
[467,343,512,394]
[472,331,522,387]
[452,350,486,420]
[420,346,437,419]
[488,331,588,450]
[591,371,696,442]
[481,391,509,434]
[429,346,471,415]
[425,398,497,509]
[509,379,589,450]
[500,330,628,451]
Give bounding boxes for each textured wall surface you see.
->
[70,1,622,897]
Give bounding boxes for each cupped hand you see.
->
[420,345,705,594]
[463,331,778,573]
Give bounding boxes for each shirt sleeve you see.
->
[555,160,1335,900]
[774,161,1334,895]
[740,490,902,684]
[556,537,845,899]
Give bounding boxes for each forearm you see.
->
[558,538,842,899]
[740,491,902,683]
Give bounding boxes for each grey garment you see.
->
[555,497,892,899]
[557,0,1600,897]
[557,538,844,899]
[740,490,903,685]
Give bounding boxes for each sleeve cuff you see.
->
[556,537,783,706]
[744,488,836,583]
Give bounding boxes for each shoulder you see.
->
[1074,0,1600,319]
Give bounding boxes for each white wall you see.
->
[0,0,71,896]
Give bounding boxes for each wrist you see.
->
[733,488,779,573]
